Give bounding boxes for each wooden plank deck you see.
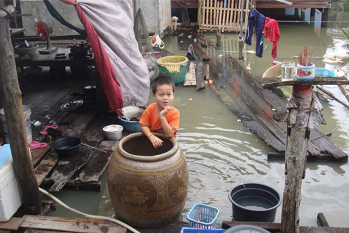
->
[0,65,122,192]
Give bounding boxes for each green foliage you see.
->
[341,28,349,50]
[338,1,349,11]
[345,2,349,11]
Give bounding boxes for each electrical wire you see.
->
[39,187,141,233]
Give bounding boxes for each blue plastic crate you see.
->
[187,203,220,229]
[181,227,225,233]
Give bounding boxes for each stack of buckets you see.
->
[0,105,32,144]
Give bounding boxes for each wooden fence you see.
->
[199,0,253,32]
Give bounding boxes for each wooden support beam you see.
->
[19,215,127,233]
[0,0,41,215]
[316,85,349,109]
[281,85,313,233]
[338,85,349,104]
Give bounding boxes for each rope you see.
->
[39,187,141,233]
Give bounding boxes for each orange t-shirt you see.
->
[139,103,180,138]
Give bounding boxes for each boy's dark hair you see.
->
[151,76,175,94]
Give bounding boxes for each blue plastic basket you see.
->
[181,227,225,233]
[187,204,220,229]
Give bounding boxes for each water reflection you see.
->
[163,5,349,227]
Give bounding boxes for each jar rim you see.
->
[117,132,178,162]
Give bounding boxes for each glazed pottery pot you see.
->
[296,63,315,80]
[107,132,189,228]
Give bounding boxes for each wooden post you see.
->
[0,1,41,214]
[281,85,312,233]
[338,85,349,104]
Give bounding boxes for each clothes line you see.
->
[244,8,280,59]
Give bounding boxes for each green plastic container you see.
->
[156,56,188,83]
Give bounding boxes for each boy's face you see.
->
[152,84,175,109]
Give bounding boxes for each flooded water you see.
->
[49,3,349,230]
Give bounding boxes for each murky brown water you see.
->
[49,3,349,229]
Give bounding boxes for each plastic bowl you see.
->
[103,124,123,140]
[51,137,81,157]
[15,42,39,55]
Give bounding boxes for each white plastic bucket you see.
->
[0,105,32,144]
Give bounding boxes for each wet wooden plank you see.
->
[191,40,210,61]
[222,221,349,233]
[268,152,334,162]
[207,60,225,89]
[75,149,112,183]
[0,217,24,231]
[309,129,348,161]
[262,76,349,88]
[48,142,96,192]
[31,105,91,166]
[42,179,102,191]
[20,216,127,233]
[47,108,99,191]
[34,150,59,186]
[196,62,206,91]
[29,78,89,140]
[81,112,116,142]
[21,79,66,108]
[31,108,84,166]
[194,33,219,50]
[75,128,118,183]
[64,108,97,136]
[73,114,116,183]
[210,78,285,152]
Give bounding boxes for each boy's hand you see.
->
[159,106,171,118]
[149,134,163,148]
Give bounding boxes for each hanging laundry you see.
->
[245,8,266,58]
[263,17,280,59]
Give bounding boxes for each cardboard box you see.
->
[0,144,22,222]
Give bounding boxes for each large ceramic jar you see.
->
[108,132,189,228]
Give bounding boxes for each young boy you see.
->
[139,76,180,148]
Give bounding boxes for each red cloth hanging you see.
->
[75,4,123,111]
[263,17,280,59]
